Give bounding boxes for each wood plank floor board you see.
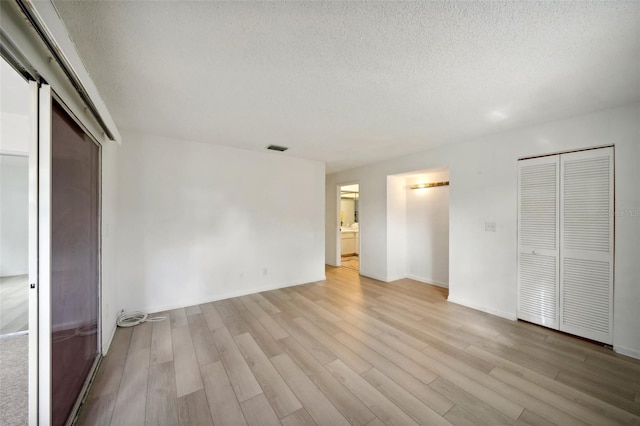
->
[442,405,488,426]
[493,332,587,365]
[471,339,561,379]
[326,359,419,425]
[377,333,524,420]
[294,316,372,374]
[428,377,519,426]
[322,299,429,351]
[516,409,557,426]
[128,321,153,354]
[170,308,188,329]
[199,302,225,331]
[172,325,204,398]
[75,267,640,425]
[270,353,350,426]
[240,394,281,426]
[75,393,117,426]
[334,330,455,416]
[177,389,213,426]
[110,347,150,426]
[289,291,343,323]
[184,305,201,316]
[250,293,281,315]
[200,361,247,426]
[467,344,640,419]
[362,367,453,426]
[145,361,179,426]
[235,332,302,418]
[272,312,337,365]
[280,295,344,336]
[212,326,263,402]
[556,364,638,400]
[490,367,622,426]
[420,339,598,426]
[232,298,285,358]
[214,299,251,336]
[150,312,174,365]
[346,304,471,351]
[280,408,316,426]
[315,299,388,339]
[186,313,220,367]
[279,336,376,425]
[334,321,439,385]
[239,295,289,340]
[86,327,133,399]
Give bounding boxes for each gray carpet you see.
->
[0,334,28,426]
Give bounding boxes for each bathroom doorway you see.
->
[339,184,359,271]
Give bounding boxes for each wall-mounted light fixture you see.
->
[409,181,449,189]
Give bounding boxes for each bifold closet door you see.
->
[518,147,614,345]
[560,148,614,344]
[517,156,560,328]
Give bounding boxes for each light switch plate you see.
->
[485,222,496,232]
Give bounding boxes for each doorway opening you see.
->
[0,55,31,426]
[339,184,359,271]
[387,168,450,288]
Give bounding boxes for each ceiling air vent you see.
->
[266,145,289,152]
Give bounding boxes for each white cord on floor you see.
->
[116,311,166,328]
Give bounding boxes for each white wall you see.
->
[117,131,326,314]
[326,102,640,359]
[101,140,119,353]
[386,175,407,281]
[406,170,450,287]
[0,155,29,276]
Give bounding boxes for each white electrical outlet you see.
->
[485,222,496,232]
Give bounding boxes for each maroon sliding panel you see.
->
[50,99,99,425]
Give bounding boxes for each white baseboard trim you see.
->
[385,274,406,282]
[613,344,640,360]
[405,274,449,288]
[135,275,327,315]
[102,322,117,355]
[447,295,517,321]
[358,272,387,282]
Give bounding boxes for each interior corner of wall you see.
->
[613,344,640,361]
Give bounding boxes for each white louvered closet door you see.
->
[517,156,560,329]
[560,148,614,344]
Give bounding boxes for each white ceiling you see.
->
[52,1,640,173]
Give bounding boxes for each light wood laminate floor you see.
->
[0,275,28,335]
[77,266,640,425]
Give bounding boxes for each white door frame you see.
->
[36,83,53,425]
[27,80,39,426]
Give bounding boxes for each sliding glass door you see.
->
[50,98,100,425]
[37,88,101,425]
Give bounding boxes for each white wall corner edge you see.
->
[385,274,407,283]
[405,274,449,288]
[101,321,117,355]
[130,274,327,315]
[358,272,388,283]
[613,344,640,361]
[447,295,518,321]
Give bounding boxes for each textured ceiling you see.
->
[53,1,640,173]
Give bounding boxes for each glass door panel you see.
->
[50,98,99,425]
